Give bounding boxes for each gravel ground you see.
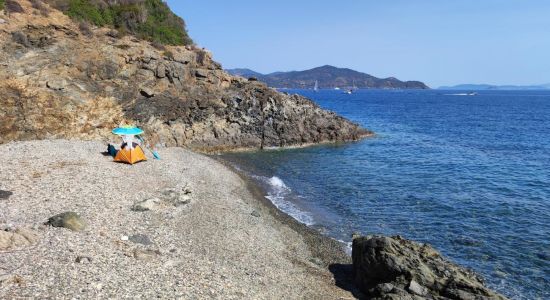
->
[0,140,354,299]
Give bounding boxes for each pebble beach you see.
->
[0,139,353,299]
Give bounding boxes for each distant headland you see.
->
[226,65,430,90]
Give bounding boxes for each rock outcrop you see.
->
[352,235,507,300]
[0,1,371,152]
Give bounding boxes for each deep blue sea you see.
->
[220,89,550,299]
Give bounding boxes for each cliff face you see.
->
[0,1,370,151]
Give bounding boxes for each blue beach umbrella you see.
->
[112,126,144,136]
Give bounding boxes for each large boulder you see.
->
[352,235,507,300]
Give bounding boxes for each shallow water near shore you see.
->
[220,89,550,299]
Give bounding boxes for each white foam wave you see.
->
[264,176,314,226]
[445,93,476,96]
[269,176,289,190]
[336,239,353,256]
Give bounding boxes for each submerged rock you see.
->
[352,235,507,300]
[46,212,86,231]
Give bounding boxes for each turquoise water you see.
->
[220,89,550,299]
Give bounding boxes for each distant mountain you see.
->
[439,83,550,90]
[225,68,264,78]
[226,65,429,89]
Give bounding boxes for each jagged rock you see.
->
[0,228,38,250]
[352,235,507,300]
[0,19,6,25]
[0,190,13,199]
[155,64,166,78]
[46,212,86,231]
[131,198,161,212]
[407,280,428,296]
[139,86,155,97]
[194,69,208,78]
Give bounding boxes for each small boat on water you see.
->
[334,87,341,90]
[343,89,353,94]
[313,80,319,92]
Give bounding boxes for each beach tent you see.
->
[112,126,147,165]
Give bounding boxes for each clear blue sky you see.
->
[166,0,550,88]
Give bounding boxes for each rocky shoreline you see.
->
[217,157,509,300]
[0,140,509,299]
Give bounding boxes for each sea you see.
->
[219,89,550,299]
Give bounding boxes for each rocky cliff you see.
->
[0,1,370,152]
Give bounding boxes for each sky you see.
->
[166,0,550,88]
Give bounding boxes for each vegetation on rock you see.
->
[44,0,192,45]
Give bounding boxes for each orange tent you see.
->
[114,146,147,165]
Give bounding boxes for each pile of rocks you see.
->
[352,235,507,300]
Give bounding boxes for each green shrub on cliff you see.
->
[45,0,193,45]
[0,0,5,11]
